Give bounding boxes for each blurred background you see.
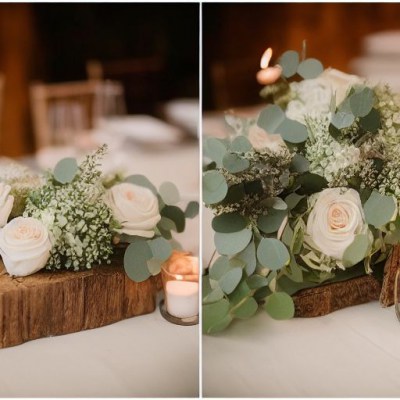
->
[0,3,199,157]
[203,2,400,111]
[0,3,200,255]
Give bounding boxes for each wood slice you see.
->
[293,275,381,318]
[380,245,400,307]
[0,258,160,349]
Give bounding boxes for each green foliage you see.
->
[53,158,78,184]
[203,44,400,334]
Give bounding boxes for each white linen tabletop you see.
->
[0,307,198,397]
[203,301,400,397]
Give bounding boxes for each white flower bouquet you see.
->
[0,145,198,282]
[203,45,400,333]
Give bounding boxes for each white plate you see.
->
[97,115,184,145]
[163,98,199,137]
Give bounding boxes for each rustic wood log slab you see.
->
[293,275,382,318]
[0,259,160,349]
[380,245,400,307]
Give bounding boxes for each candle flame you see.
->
[260,48,273,69]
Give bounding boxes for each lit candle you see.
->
[256,47,282,85]
[162,251,199,319]
[165,279,199,319]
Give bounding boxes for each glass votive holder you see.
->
[394,268,400,321]
[160,251,199,326]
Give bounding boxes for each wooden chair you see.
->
[86,56,165,115]
[210,58,261,110]
[30,80,125,150]
[0,74,4,142]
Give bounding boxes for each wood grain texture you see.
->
[0,258,160,349]
[380,245,400,307]
[293,275,382,318]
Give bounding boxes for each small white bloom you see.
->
[0,217,52,276]
[0,183,14,228]
[306,188,369,261]
[105,182,161,238]
[248,125,285,152]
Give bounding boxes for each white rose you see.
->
[105,182,161,238]
[306,188,368,260]
[248,125,285,152]
[319,68,363,106]
[0,182,14,227]
[0,217,52,276]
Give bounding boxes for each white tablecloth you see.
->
[0,306,198,397]
[203,302,400,397]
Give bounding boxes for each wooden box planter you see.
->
[0,257,161,349]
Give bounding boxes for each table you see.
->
[0,304,198,397]
[203,302,400,397]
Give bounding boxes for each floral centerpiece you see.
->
[0,144,198,282]
[203,45,400,333]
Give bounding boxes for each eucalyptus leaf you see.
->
[222,153,250,173]
[219,267,243,294]
[257,104,285,133]
[285,193,305,210]
[203,298,231,334]
[148,237,172,261]
[247,274,269,289]
[212,213,248,233]
[54,158,78,184]
[364,191,397,228]
[279,50,299,78]
[290,154,310,173]
[232,297,258,319]
[215,228,253,256]
[231,136,252,153]
[157,216,176,232]
[257,209,287,234]
[263,197,288,210]
[221,183,245,205]
[264,292,295,320]
[297,58,323,79]
[209,256,230,280]
[204,137,227,167]
[203,171,228,205]
[277,118,308,143]
[342,234,370,267]
[125,174,157,194]
[206,314,233,334]
[228,280,250,303]
[257,238,290,270]
[159,182,180,205]
[161,206,186,233]
[184,201,199,219]
[235,240,257,275]
[146,258,163,275]
[349,87,375,118]
[331,111,355,129]
[203,285,225,304]
[124,240,152,282]
[296,173,328,195]
[360,108,381,133]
